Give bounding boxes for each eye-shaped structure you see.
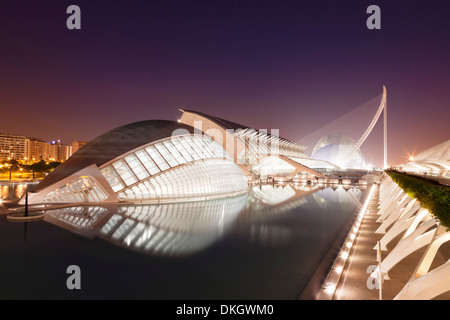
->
[23,120,248,205]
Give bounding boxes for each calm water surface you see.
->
[0,182,367,299]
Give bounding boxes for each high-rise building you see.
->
[0,133,28,161]
[71,141,87,154]
[0,133,75,162]
[27,138,50,161]
[48,140,71,162]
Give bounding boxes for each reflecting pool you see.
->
[0,182,367,299]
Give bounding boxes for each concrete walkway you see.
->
[334,184,450,300]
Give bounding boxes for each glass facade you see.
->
[37,134,246,204]
[42,177,107,203]
[100,135,245,202]
[116,159,245,201]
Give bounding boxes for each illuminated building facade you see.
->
[311,134,367,169]
[27,138,50,161]
[71,141,87,154]
[178,109,327,179]
[0,133,72,162]
[0,133,28,161]
[48,140,71,162]
[24,120,248,205]
[397,139,450,178]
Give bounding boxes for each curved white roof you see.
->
[414,139,450,167]
[399,139,450,175]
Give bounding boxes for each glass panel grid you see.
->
[113,159,138,186]
[117,159,246,201]
[42,177,107,204]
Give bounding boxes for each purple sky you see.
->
[1,0,449,167]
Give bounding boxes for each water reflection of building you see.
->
[240,183,363,248]
[42,181,367,255]
[312,186,363,212]
[0,183,30,203]
[44,195,247,257]
[242,183,320,221]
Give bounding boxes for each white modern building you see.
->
[397,139,450,178]
[311,134,367,169]
[25,108,373,205]
[178,109,328,179]
[23,120,248,205]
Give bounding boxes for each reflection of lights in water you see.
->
[312,186,362,211]
[15,184,26,199]
[43,183,369,258]
[46,206,108,231]
[218,203,225,237]
[249,184,296,206]
[0,183,31,202]
[292,183,319,192]
[249,225,292,248]
[44,194,247,257]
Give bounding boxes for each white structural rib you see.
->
[344,86,387,166]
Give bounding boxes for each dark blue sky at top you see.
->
[0,0,449,166]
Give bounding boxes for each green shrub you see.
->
[386,170,450,229]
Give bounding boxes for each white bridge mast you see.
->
[344,86,387,168]
[383,87,388,169]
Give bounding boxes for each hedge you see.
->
[386,170,450,229]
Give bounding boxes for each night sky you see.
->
[0,0,449,167]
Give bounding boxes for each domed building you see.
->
[311,134,366,169]
[23,120,248,205]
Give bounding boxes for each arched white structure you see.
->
[369,174,450,299]
[22,120,248,205]
[397,139,450,178]
[179,109,326,179]
[344,86,387,168]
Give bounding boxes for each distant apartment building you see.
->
[48,140,71,162]
[0,133,28,161]
[71,141,87,154]
[0,133,74,162]
[27,138,50,161]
